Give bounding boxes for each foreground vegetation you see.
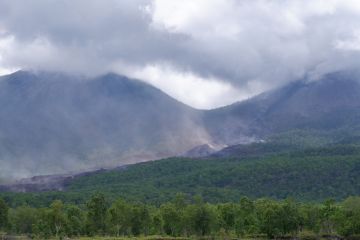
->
[1,193,360,239]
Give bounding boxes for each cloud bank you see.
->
[1,0,360,108]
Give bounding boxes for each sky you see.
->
[1,0,360,109]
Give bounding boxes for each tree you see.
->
[66,205,84,237]
[255,198,301,238]
[131,204,151,236]
[32,208,52,239]
[8,205,37,234]
[256,198,282,238]
[86,193,107,235]
[235,197,258,236]
[335,196,360,237]
[151,211,164,235]
[320,199,338,234]
[278,199,301,236]
[185,196,216,236]
[299,203,321,234]
[107,199,131,236]
[161,203,182,236]
[0,198,8,231]
[48,200,66,238]
[218,203,237,233]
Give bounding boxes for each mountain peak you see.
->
[0,71,209,180]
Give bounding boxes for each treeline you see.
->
[1,194,360,239]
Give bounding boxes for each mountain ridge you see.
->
[1,70,360,180]
[0,70,209,180]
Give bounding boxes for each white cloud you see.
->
[335,31,360,51]
[0,36,18,75]
[111,62,260,109]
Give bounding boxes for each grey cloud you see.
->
[0,0,188,72]
[0,0,360,103]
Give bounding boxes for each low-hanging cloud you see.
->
[1,0,360,108]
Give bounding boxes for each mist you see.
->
[0,71,212,181]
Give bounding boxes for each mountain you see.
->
[1,70,360,181]
[204,71,360,145]
[3,70,360,203]
[0,71,209,180]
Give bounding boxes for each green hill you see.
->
[2,141,360,207]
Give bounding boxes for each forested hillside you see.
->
[2,141,360,207]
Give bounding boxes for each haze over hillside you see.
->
[0,71,209,180]
[1,70,360,180]
[204,71,360,144]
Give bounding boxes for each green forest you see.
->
[1,193,360,239]
[2,139,360,239]
[2,142,360,207]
